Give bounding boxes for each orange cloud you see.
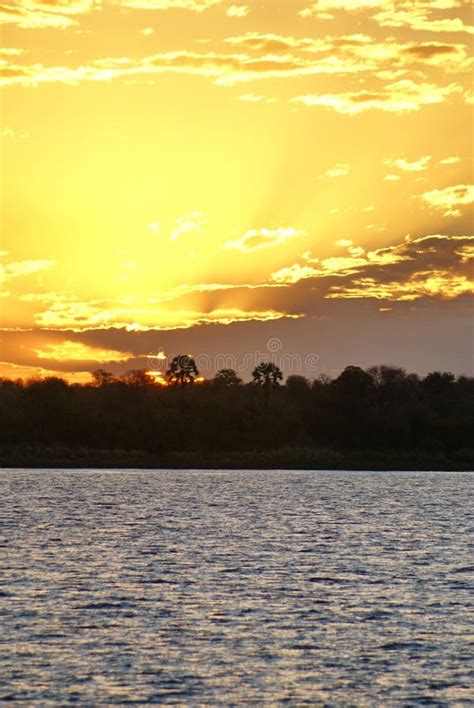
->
[227,4,249,16]
[1,31,470,92]
[34,340,134,362]
[114,0,222,9]
[0,257,55,284]
[323,163,350,177]
[271,234,474,302]
[385,155,431,171]
[0,360,92,383]
[0,0,97,28]
[32,295,299,330]
[327,272,474,300]
[225,227,303,252]
[293,81,463,114]
[300,0,474,35]
[420,184,474,217]
[170,211,206,240]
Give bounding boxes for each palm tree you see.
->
[166,355,199,386]
[166,354,199,410]
[252,361,283,410]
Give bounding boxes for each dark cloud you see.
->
[3,235,471,380]
[403,43,461,59]
[270,235,474,303]
[1,296,473,380]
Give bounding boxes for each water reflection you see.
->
[0,470,472,704]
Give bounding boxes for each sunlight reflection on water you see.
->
[0,469,473,704]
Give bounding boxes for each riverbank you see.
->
[1,445,472,470]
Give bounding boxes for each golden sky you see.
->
[0,0,473,380]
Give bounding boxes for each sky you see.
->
[0,0,473,382]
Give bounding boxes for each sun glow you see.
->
[145,371,207,385]
[145,371,168,386]
[0,0,472,379]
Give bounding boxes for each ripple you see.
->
[0,468,472,705]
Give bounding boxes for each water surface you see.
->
[0,469,473,704]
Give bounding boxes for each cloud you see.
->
[272,235,474,290]
[147,221,161,234]
[400,42,470,67]
[0,0,97,29]
[0,48,24,56]
[271,234,474,302]
[0,51,302,87]
[300,0,385,18]
[34,340,133,362]
[300,0,474,35]
[385,155,431,171]
[439,156,461,165]
[0,6,73,28]
[226,30,371,54]
[10,277,306,333]
[226,4,248,17]
[4,236,472,355]
[1,31,470,92]
[293,81,463,114]
[327,272,473,300]
[324,163,350,177]
[272,253,371,284]
[114,0,222,9]
[270,263,321,285]
[0,258,55,284]
[170,211,206,240]
[237,93,269,102]
[225,227,303,252]
[0,360,92,383]
[33,298,299,331]
[420,184,474,217]
[226,32,472,74]
[23,0,96,12]
[0,0,223,30]
[1,125,30,138]
[373,1,474,35]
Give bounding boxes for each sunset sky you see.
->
[1,0,473,382]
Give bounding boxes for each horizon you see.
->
[0,354,471,387]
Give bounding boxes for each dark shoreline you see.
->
[1,446,472,471]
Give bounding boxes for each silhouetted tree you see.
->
[167,355,199,411]
[335,366,375,399]
[212,369,242,387]
[120,369,151,388]
[0,364,472,464]
[312,374,332,389]
[423,371,456,394]
[286,375,310,396]
[252,361,283,410]
[331,366,377,447]
[166,355,199,386]
[366,366,421,447]
[92,369,115,387]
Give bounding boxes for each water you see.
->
[0,469,473,705]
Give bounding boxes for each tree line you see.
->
[0,356,473,460]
